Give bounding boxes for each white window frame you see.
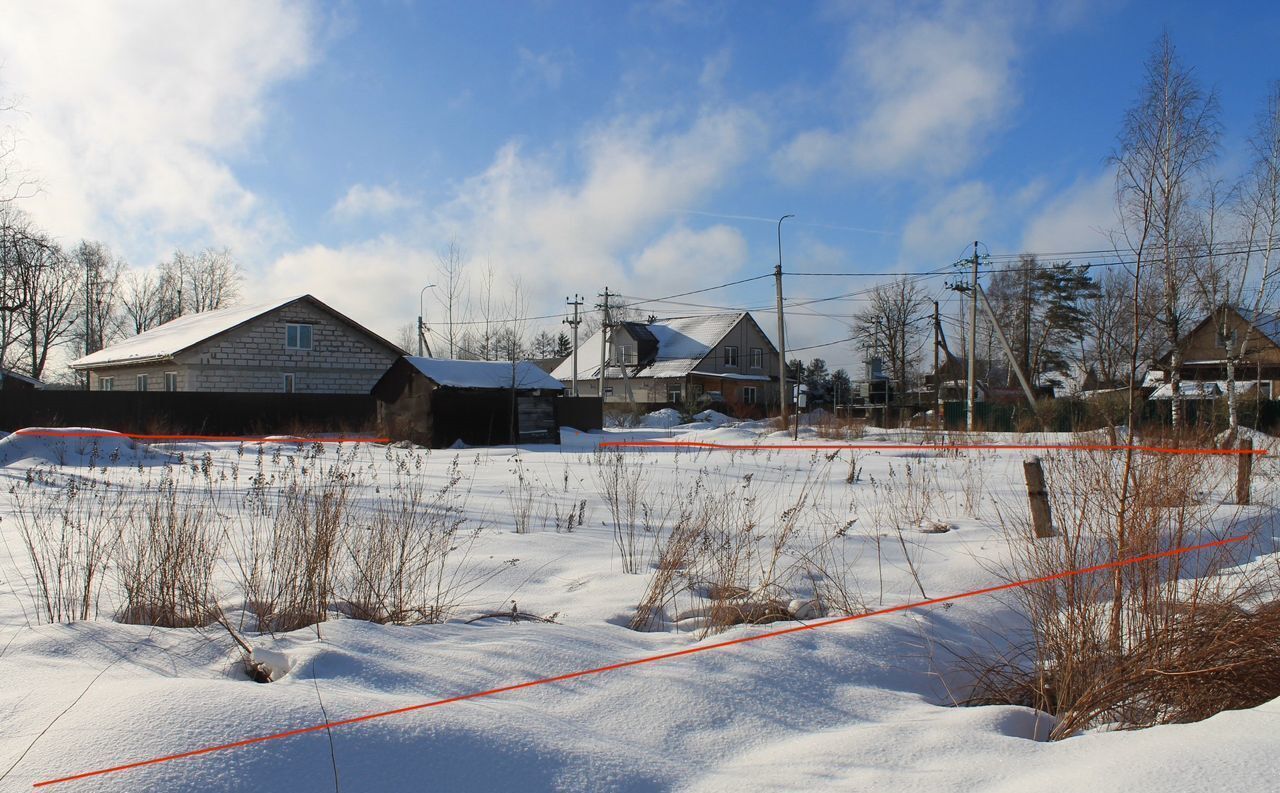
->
[283,373,296,393]
[286,323,313,351]
[615,344,636,365]
[136,374,148,391]
[164,372,178,392]
[749,347,764,369]
[99,377,114,391]
[743,386,758,405]
[724,345,739,368]
[666,383,682,403]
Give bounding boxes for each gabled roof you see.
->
[551,312,764,381]
[403,357,565,390]
[1233,306,1280,347]
[0,368,43,388]
[71,295,403,369]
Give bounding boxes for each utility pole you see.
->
[933,300,941,430]
[564,294,583,396]
[967,241,979,433]
[597,287,612,400]
[776,214,794,418]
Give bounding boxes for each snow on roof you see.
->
[1150,381,1225,399]
[404,357,565,391]
[550,313,749,381]
[72,296,307,368]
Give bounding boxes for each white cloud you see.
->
[254,104,767,342]
[901,181,994,264]
[0,1,316,261]
[516,47,572,92]
[774,1,1020,181]
[1020,170,1117,254]
[630,224,747,291]
[331,183,418,221]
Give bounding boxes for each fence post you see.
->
[1023,455,1054,538]
[1237,438,1253,506]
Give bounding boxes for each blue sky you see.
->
[2,0,1278,372]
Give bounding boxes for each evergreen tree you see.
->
[805,358,832,407]
[554,332,572,357]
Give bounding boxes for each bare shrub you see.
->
[233,446,356,633]
[115,468,221,627]
[9,472,127,623]
[592,448,653,573]
[345,458,472,624]
[967,437,1279,737]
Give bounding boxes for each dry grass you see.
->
[965,433,1280,737]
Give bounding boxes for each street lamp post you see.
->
[775,214,794,417]
[418,284,437,357]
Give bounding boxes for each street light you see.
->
[418,284,437,357]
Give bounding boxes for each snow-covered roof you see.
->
[71,295,401,369]
[404,357,565,391]
[73,296,305,368]
[551,313,753,381]
[1150,381,1226,399]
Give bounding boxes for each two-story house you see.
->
[70,294,403,393]
[551,312,780,414]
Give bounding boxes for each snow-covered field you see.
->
[1,420,1278,792]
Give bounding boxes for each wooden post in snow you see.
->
[1237,438,1254,506]
[1023,456,1054,538]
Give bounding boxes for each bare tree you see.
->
[12,233,78,378]
[120,268,170,334]
[1108,32,1218,651]
[1224,81,1280,431]
[851,278,931,408]
[434,239,468,358]
[1113,33,1219,431]
[72,241,126,360]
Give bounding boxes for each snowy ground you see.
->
[1,421,1278,792]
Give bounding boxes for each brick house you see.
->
[551,312,780,415]
[70,295,404,393]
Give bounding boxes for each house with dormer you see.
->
[550,312,780,414]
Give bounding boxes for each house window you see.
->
[136,374,148,391]
[749,348,763,369]
[615,344,635,365]
[743,386,758,405]
[286,323,313,350]
[603,386,614,396]
[667,384,682,403]
[283,373,296,393]
[99,377,114,391]
[164,372,178,392]
[724,345,739,367]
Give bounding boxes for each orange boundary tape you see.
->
[8,429,389,445]
[32,534,1247,788]
[598,439,1268,456]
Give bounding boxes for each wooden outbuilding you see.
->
[372,357,567,447]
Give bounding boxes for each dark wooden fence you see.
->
[554,397,603,433]
[0,391,376,436]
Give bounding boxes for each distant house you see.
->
[550,312,780,415]
[70,295,403,393]
[372,357,566,447]
[1153,305,1280,401]
[0,368,42,391]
